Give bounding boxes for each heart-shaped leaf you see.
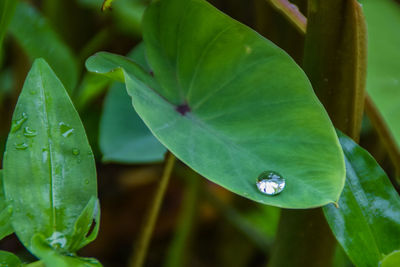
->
[324,131,400,267]
[2,59,98,254]
[87,0,345,208]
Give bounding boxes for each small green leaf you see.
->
[9,2,79,91]
[100,82,166,163]
[380,251,400,267]
[99,43,166,163]
[0,170,13,240]
[86,0,345,208]
[3,59,98,255]
[324,131,400,267]
[69,197,100,251]
[32,234,102,267]
[360,0,400,148]
[0,0,17,52]
[0,250,21,267]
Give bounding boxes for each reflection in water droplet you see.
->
[42,148,48,163]
[11,113,28,132]
[23,127,37,137]
[256,171,285,196]
[47,232,67,249]
[72,148,80,155]
[59,122,74,137]
[15,143,28,150]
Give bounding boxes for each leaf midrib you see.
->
[38,66,57,233]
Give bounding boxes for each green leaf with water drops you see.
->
[31,234,102,267]
[86,0,345,208]
[0,251,21,267]
[323,131,400,267]
[360,0,400,148]
[2,59,99,256]
[0,170,13,240]
[380,251,400,267]
[100,43,166,163]
[8,2,79,91]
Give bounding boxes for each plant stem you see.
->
[365,96,400,180]
[267,0,306,34]
[164,169,200,267]
[129,152,176,267]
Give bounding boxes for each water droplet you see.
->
[30,90,37,95]
[15,143,28,150]
[85,179,89,185]
[47,232,67,249]
[23,127,37,137]
[59,122,74,137]
[256,171,285,196]
[42,148,48,163]
[11,113,28,132]
[72,148,80,155]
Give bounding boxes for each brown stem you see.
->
[364,96,400,177]
[267,0,306,34]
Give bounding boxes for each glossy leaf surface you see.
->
[0,251,21,267]
[87,0,345,208]
[3,59,98,254]
[9,2,78,90]
[360,0,400,148]
[324,132,400,267]
[100,43,166,163]
[0,170,13,240]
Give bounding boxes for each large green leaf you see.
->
[324,131,400,267]
[9,2,78,91]
[87,0,345,208]
[100,43,166,163]
[2,59,98,255]
[360,0,400,148]
[0,170,13,240]
[0,0,17,53]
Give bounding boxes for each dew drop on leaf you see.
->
[11,113,28,132]
[59,122,74,137]
[256,171,286,196]
[23,127,37,137]
[15,143,28,150]
[42,148,48,163]
[72,148,80,155]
